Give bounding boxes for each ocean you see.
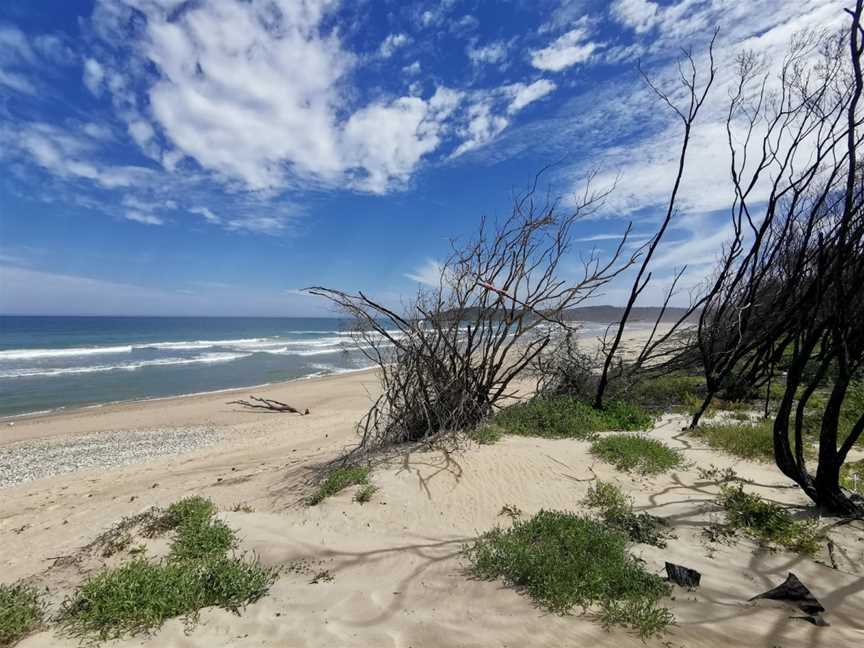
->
[0,316,373,418]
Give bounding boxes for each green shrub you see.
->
[467,424,504,445]
[689,418,776,462]
[590,435,683,475]
[0,582,42,647]
[464,510,671,638]
[59,496,275,642]
[494,396,652,440]
[169,517,235,563]
[582,481,669,547]
[619,373,706,413]
[717,485,822,555]
[353,484,378,504]
[306,466,371,506]
[840,459,864,495]
[59,556,274,641]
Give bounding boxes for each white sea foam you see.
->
[0,352,250,379]
[0,345,134,360]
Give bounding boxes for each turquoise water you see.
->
[0,316,372,417]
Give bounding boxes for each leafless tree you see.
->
[308,176,638,452]
[594,32,718,409]
[688,5,864,514]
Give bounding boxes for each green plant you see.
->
[169,517,235,563]
[840,459,864,495]
[618,373,706,413]
[59,556,274,641]
[464,510,672,637]
[598,597,676,640]
[306,466,371,506]
[494,396,652,440]
[695,464,739,483]
[582,481,669,547]
[467,423,504,445]
[689,419,776,462]
[0,582,42,647]
[59,496,275,642]
[717,485,823,555]
[590,435,683,475]
[353,484,378,504]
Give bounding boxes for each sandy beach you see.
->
[2,339,863,647]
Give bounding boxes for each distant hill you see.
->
[562,306,696,324]
[436,305,696,323]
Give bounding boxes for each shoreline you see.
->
[0,366,379,447]
[0,364,375,425]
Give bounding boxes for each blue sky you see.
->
[0,0,846,316]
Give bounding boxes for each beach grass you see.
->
[717,484,822,555]
[0,582,42,647]
[689,418,776,462]
[59,497,275,642]
[464,510,672,639]
[493,396,652,440]
[590,434,683,475]
[353,483,378,504]
[306,466,371,506]
[582,481,669,547]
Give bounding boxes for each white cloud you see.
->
[452,101,509,157]
[610,0,660,33]
[0,69,35,94]
[225,214,291,235]
[530,26,600,72]
[403,61,421,75]
[467,41,508,65]
[343,87,463,192]
[109,0,466,193]
[189,206,220,224]
[124,210,165,225]
[405,259,445,286]
[128,120,155,147]
[505,79,556,114]
[379,33,409,58]
[3,122,152,189]
[82,58,105,95]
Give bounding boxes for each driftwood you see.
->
[228,396,309,415]
[665,562,701,588]
[749,573,827,626]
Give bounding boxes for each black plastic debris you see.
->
[749,573,828,626]
[665,562,701,588]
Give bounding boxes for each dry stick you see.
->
[227,396,310,415]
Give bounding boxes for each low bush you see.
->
[689,419,775,462]
[0,582,42,647]
[59,556,273,641]
[353,484,378,504]
[307,466,371,506]
[59,496,275,642]
[494,396,652,440]
[464,510,672,639]
[717,485,822,555]
[590,435,683,475]
[467,423,504,445]
[840,459,864,495]
[617,373,706,413]
[582,481,669,547]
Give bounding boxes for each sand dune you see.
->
[3,363,863,647]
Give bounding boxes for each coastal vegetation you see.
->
[464,510,673,639]
[589,434,683,475]
[306,466,372,506]
[0,582,42,647]
[58,497,274,642]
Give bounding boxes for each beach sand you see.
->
[2,331,863,647]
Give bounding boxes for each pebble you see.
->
[0,425,224,489]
